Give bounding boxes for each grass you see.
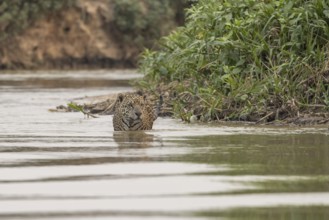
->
[138,0,329,123]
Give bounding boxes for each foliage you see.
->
[139,0,329,122]
[68,103,98,118]
[111,0,187,49]
[0,0,75,43]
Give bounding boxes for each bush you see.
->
[111,0,187,49]
[139,0,329,122]
[0,0,75,43]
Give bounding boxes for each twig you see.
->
[256,112,274,124]
[68,103,98,118]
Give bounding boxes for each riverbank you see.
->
[53,88,329,127]
[0,0,185,69]
[2,0,328,126]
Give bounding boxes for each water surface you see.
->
[0,70,329,219]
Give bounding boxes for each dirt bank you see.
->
[0,0,181,70]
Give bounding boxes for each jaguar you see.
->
[112,92,162,131]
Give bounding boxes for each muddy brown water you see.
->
[0,70,329,220]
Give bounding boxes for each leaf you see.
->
[236,59,245,67]
[324,10,329,19]
[232,67,242,74]
[240,94,249,101]
[159,66,168,75]
[68,103,99,118]
[68,103,84,112]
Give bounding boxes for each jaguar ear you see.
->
[135,90,147,100]
[117,93,124,102]
[136,90,143,96]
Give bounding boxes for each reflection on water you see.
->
[177,134,329,175]
[113,131,161,149]
[0,70,329,219]
[196,206,329,220]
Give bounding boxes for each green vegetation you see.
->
[67,103,98,118]
[0,0,75,43]
[195,206,329,220]
[139,0,329,122]
[111,0,187,49]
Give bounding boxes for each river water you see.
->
[0,70,329,219]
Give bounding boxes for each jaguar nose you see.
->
[135,110,142,118]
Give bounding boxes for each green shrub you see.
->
[111,0,186,49]
[0,0,75,42]
[139,0,329,122]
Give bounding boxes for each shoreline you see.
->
[52,91,329,127]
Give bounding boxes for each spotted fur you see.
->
[113,93,159,131]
